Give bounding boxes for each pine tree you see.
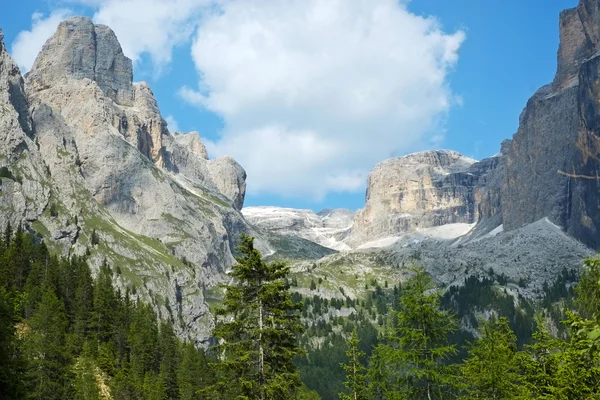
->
[372,266,457,399]
[73,257,95,343]
[129,302,159,389]
[340,330,367,400]
[460,317,528,399]
[0,287,25,399]
[23,289,72,400]
[209,234,304,399]
[575,257,600,317]
[158,320,180,399]
[522,316,560,398]
[178,342,213,400]
[93,262,117,347]
[550,313,600,398]
[73,343,101,400]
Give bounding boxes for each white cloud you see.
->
[11,9,74,72]
[88,0,212,72]
[12,0,465,201]
[165,115,180,133]
[184,0,465,199]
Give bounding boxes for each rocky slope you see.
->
[0,17,268,344]
[291,217,593,301]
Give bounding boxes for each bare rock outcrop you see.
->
[0,27,50,230]
[206,157,247,211]
[26,17,133,106]
[348,150,479,245]
[502,0,600,249]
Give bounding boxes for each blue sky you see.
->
[1,0,576,211]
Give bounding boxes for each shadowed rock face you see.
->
[503,0,600,249]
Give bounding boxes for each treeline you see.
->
[0,224,214,399]
[336,261,600,399]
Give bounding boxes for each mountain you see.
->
[2,0,600,349]
[0,17,273,344]
[247,0,600,301]
[251,0,600,255]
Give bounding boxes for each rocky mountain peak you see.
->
[554,0,600,90]
[27,16,133,106]
[348,149,501,247]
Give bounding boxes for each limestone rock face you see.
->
[206,157,247,211]
[502,0,600,249]
[0,27,50,230]
[554,0,600,90]
[0,17,261,343]
[27,17,133,106]
[348,150,479,245]
[163,133,247,210]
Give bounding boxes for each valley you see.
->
[2,0,600,398]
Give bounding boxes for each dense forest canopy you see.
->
[2,224,600,399]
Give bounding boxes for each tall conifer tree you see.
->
[209,235,304,399]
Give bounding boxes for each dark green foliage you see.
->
[339,331,367,400]
[459,317,528,399]
[372,266,457,399]
[0,166,18,182]
[90,229,100,246]
[178,342,214,400]
[441,275,535,346]
[0,227,218,400]
[23,289,72,400]
[210,234,304,399]
[0,287,25,399]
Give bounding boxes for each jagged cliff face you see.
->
[347,150,504,246]
[502,0,600,249]
[0,17,262,344]
[0,28,51,231]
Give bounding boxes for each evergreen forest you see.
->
[2,225,600,399]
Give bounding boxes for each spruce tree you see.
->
[522,316,560,398]
[23,289,72,400]
[178,342,213,400]
[129,302,159,390]
[209,234,304,399]
[372,266,457,399]
[340,330,367,400]
[0,287,25,399]
[460,317,528,399]
[158,320,180,399]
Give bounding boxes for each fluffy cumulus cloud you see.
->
[11,9,74,72]
[12,0,465,200]
[182,0,465,200]
[87,0,212,71]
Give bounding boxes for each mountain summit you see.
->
[0,16,262,343]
